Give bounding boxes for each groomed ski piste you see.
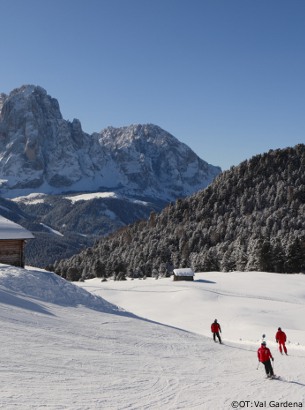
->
[1,265,304,409]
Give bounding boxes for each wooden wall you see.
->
[0,239,25,267]
[173,275,194,281]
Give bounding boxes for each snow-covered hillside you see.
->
[1,265,304,409]
[79,271,305,346]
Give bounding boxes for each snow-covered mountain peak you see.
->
[2,84,62,120]
[101,123,178,145]
[12,84,42,98]
[0,85,221,201]
[96,122,221,200]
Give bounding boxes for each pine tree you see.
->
[285,238,304,273]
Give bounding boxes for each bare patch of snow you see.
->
[65,191,119,203]
[40,223,64,237]
[11,192,47,205]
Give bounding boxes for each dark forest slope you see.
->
[53,144,305,280]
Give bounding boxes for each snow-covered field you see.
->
[1,265,304,409]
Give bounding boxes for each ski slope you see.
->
[0,265,304,409]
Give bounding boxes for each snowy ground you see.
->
[1,265,304,409]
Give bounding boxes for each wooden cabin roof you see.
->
[173,268,194,277]
[0,216,34,240]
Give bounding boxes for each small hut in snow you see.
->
[173,268,194,281]
[0,216,34,268]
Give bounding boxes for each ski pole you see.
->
[256,362,260,370]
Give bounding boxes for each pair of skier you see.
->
[211,320,275,378]
[257,327,288,378]
[211,321,276,378]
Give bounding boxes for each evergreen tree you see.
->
[271,239,285,273]
[285,238,304,273]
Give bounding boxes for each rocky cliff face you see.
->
[0,85,105,191]
[97,124,220,200]
[0,85,221,201]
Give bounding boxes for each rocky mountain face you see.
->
[0,85,220,200]
[0,85,221,267]
[0,85,107,192]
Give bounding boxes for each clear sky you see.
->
[1,0,304,170]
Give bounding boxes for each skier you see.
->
[275,327,288,355]
[211,319,222,344]
[257,341,274,378]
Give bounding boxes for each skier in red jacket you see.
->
[257,341,274,378]
[275,327,288,355]
[211,319,222,344]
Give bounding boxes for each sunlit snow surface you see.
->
[1,265,305,409]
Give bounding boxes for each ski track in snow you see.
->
[0,266,305,409]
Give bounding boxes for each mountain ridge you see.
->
[0,85,221,201]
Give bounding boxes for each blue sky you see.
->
[1,0,304,170]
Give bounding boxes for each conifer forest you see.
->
[52,144,305,280]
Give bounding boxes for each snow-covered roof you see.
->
[173,268,194,276]
[0,215,34,240]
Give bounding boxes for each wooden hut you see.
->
[0,216,34,268]
[173,268,194,281]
